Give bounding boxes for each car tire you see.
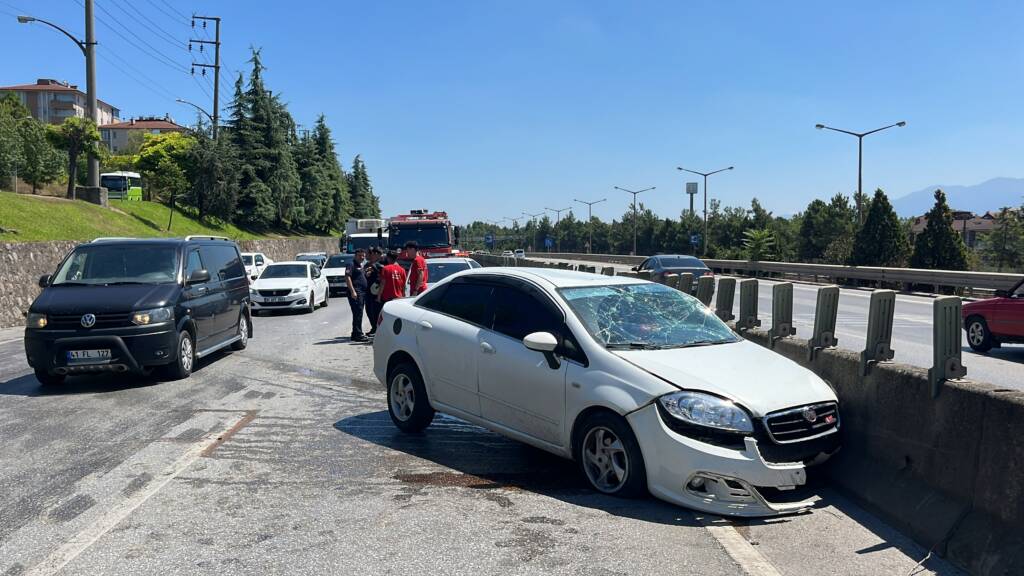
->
[230,313,250,351]
[307,292,316,314]
[966,316,993,352]
[322,289,329,307]
[161,330,195,380]
[386,362,435,432]
[34,369,64,387]
[575,411,647,498]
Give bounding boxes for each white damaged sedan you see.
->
[372,268,840,516]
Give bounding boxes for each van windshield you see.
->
[52,244,179,285]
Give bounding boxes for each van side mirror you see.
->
[38,274,51,288]
[188,269,211,285]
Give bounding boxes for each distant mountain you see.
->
[892,177,1024,216]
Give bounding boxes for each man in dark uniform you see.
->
[364,247,384,336]
[344,248,368,342]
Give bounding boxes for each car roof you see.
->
[457,267,643,289]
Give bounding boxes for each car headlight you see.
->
[26,312,47,329]
[290,286,308,295]
[658,391,753,433]
[132,306,174,326]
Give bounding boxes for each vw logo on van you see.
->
[80,314,96,328]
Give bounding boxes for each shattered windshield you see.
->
[559,283,738,349]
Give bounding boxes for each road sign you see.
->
[544,236,554,248]
[690,233,701,246]
[686,182,698,195]
[484,234,494,247]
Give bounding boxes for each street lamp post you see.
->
[545,206,571,252]
[676,166,733,257]
[523,211,544,252]
[574,198,606,254]
[815,121,906,225]
[18,2,100,189]
[614,186,655,256]
[175,98,215,126]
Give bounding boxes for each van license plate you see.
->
[67,349,111,364]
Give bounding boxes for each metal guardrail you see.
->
[528,252,1022,292]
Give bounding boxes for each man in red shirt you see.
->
[379,250,409,305]
[405,241,428,296]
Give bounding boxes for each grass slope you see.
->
[0,192,267,242]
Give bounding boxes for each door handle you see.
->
[480,342,495,354]
[195,286,208,294]
[419,320,433,330]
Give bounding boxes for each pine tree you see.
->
[798,199,829,261]
[910,189,969,270]
[979,207,1024,272]
[188,129,240,222]
[312,115,351,229]
[850,189,909,267]
[348,155,378,218]
[229,68,274,227]
[18,119,64,194]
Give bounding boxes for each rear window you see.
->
[657,256,705,268]
[327,254,354,268]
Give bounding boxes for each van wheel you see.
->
[231,313,249,351]
[575,412,647,498]
[387,362,435,432]
[161,331,194,380]
[35,369,64,387]
[966,317,993,352]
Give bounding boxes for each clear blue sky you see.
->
[3,0,1022,223]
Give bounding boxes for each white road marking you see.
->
[23,411,251,576]
[0,338,21,346]
[696,516,784,576]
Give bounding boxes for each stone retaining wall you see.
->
[0,237,339,329]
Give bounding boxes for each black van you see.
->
[24,236,253,385]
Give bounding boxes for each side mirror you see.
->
[188,269,211,285]
[523,331,558,352]
[630,266,639,272]
[995,289,1011,298]
[38,274,51,288]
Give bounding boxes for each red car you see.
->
[962,276,1024,352]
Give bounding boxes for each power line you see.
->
[108,0,188,53]
[144,0,188,25]
[158,0,189,22]
[93,0,189,74]
[96,50,178,105]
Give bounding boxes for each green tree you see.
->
[798,199,830,260]
[135,131,196,184]
[851,189,909,267]
[978,207,1023,272]
[18,120,64,194]
[146,157,189,230]
[910,189,969,270]
[743,228,775,261]
[188,128,240,222]
[348,155,379,218]
[47,117,100,199]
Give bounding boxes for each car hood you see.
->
[252,278,308,290]
[612,339,836,416]
[321,267,347,276]
[31,283,180,315]
[963,297,1006,311]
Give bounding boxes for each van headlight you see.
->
[132,306,173,326]
[658,391,753,433]
[26,313,47,329]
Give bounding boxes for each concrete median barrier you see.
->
[741,328,1024,576]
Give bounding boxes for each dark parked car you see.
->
[962,276,1024,352]
[24,236,252,386]
[633,254,712,286]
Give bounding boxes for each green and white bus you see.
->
[100,171,143,201]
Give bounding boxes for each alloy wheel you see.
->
[180,334,194,372]
[389,373,415,421]
[582,426,629,493]
[239,317,248,346]
[968,321,985,346]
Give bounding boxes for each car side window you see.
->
[255,255,264,266]
[489,285,563,341]
[185,250,204,280]
[639,258,651,271]
[1014,282,1024,297]
[312,266,321,279]
[431,281,493,325]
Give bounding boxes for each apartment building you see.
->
[0,78,119,125]
[99,115,186,153]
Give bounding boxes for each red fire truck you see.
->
[387,210,463,260]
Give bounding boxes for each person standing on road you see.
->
[364,247,384,336]
[345,248,369,342]
[405,241,429,296]
[379,250,409,306]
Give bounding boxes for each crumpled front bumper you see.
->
[627,403,835,517]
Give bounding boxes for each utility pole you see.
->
[190,15,221,138]
[545,207,571,252]
[614,186,655,256]
[574,198,607,254]
[677,166,733,257]
[84,0,98,188]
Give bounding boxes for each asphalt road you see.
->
[537,257,1024,392]
[0,301,963,575]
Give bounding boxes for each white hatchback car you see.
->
[240,252,273,281]
[250,261,329,314]
[373,268,840,517]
